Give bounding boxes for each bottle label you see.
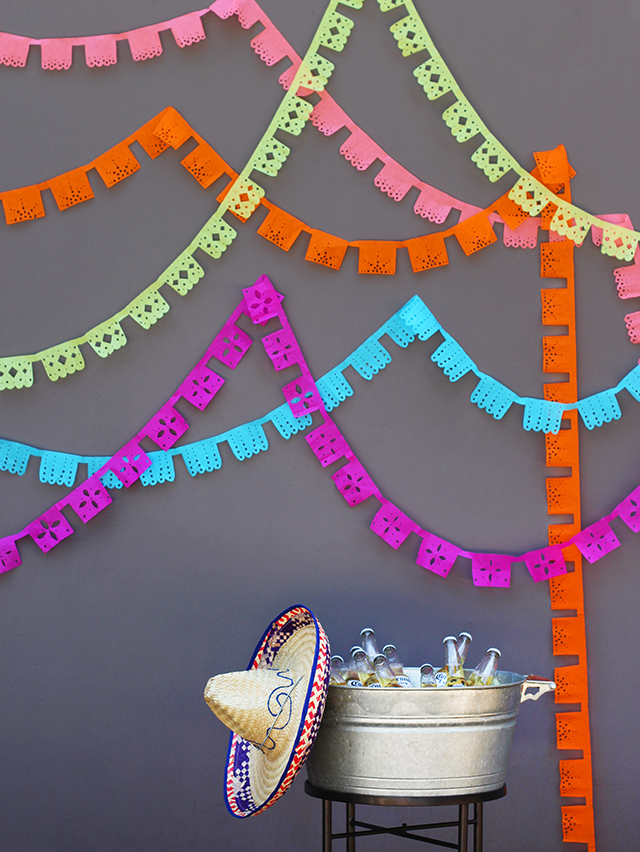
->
[396,675,412,688]
[367,682,382,688]
[347,679,363,687]
[434,671,448,688]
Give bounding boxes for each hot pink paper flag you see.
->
[109,442,152,488]
[242,275,280,324]
[471,553,512,587]
[250,25,289,66]
[416,532,460,578]
[0,33,30,67]
[211,322,252,369]
[331,459,376,507]
[145,405,189,450]
[370,501,415,549]
[262,328,301,371]
[617,486,640,533]
[179,365,224,410]
[523,545,566,582]
[305,422,348,467]
[68,476,113,524]
[282,375,322,417]
[573,520,620,564]
[27,508,74,553]
[0,539,21,573]
[40,39,73,70]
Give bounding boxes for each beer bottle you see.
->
[360,628,379,662]
[456,632,473,667]
[467,648,501,686]
[420,663,436,687]
[331,654,349,681]
[381,644,412,688]
[435,636,466,687]
[373,654,402,688]
[350,646,380,687]
[330,656,348,685]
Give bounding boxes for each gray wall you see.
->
[1,1,639,849]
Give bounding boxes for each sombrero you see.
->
[204,605,330,818]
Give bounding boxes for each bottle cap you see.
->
[331,655,345,664]
[372,654,386,666]
[420,663,434,673]
[360,628,375,637]
[382,644,396,655]
[350,645,365,658]
[443,636,457,643]
[458,632,472,641]
[487,648,501,657]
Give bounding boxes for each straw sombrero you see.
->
[204,605,330,818]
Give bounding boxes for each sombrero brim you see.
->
[224,605,330,818]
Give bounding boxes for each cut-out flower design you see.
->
[180,366,224,411]
[68,476,113,523]
[0,540,21,573]
[524,546,566,582]
[27,509,74,553]
[573,521,620,564]
[331,460,376,507]
[242,276,279,323]
[109,443,152,488]
[617,486,640,533]
[146,406,189,450]
[212,324,252,369]
[282,376,321,417]
[262,329,300,371]
[417,534,460,578]
[305,423,348,467]
[471,554,512,587]
[370,503,414,550]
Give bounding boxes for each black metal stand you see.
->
[304,781,506,852]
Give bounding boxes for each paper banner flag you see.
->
[180,142,227,188]
[370,501,415,549]
[257,207,305,250]
[471,554,512,588]
[211,323,253,369]
[145,406,189,451]
[40,39,73,71]
[573,520,620,564]
[93,144,141,188]
[2,186,45,225]
[0,32,30,67]
[282,375,323,417]
[305,230,349,269]
[262,329,301,371]
[49,168,95,211]
[614,263,640,299]
[416,533,460,578]
[524,546,567,582]
[68,476,113,523]
[339,128,380,171]
[84,34,118,68]
[179,366,224,410]
[374,161,414,201]
[331,459,376,507]
[127,26,163,62]
[243,275,280,323]
[617,485,640,533]
[305,422,349,467]
[454,211,497,256]
[0,539,21,573]
[27,508,74,553]
[413,56,453,100]
[413,186,453,223]
[405,233,449,272]
[109,443,152,488]
[170,12,206,48]
[357,242,397,275]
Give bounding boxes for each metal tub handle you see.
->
[520,675,556,703]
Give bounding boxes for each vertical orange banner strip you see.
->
[538,147,596,850]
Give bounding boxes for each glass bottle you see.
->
[350,646,380,687]
[467,648,501,686]
[331,654,349,681]
[435,635,466,687]
[360,628,379,662]
[420,663,436,687]
[382,644,412,688]
[330,656,348,685]
[456,632,472,667]
[373,654,402,688]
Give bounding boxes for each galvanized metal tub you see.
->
[306,669,554,797]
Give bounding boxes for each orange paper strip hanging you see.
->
[538,147,596,852]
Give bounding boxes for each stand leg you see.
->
[474,802,483,852]
[458,803,469,852]
[322,799,332,852]
[346,802,355,852]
